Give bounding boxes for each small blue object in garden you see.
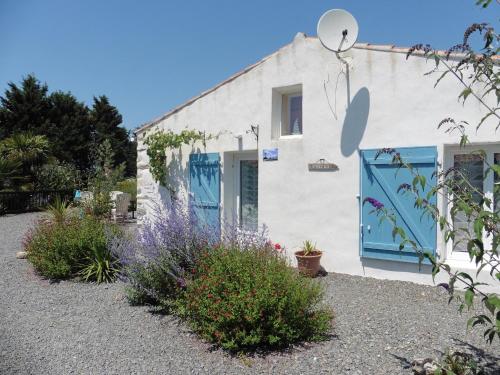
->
[74,190,84,218]
[263,148,278,161]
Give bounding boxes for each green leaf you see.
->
[465,289,474,308]
[485,294,500,315]
[459,87,472,103]
[420,175,426,190]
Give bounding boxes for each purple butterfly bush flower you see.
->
[397,183,412,193]
[437,283,450,292]
[363,197,384,210]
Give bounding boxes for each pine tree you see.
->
[0,74,50,138]
[90,95,135,175]
[46,91,93,170]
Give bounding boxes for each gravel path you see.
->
[1,213,499,375]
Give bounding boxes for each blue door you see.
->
[189,153,221,236]
[360,146,437,263]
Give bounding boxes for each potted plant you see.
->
[295,240,322,277]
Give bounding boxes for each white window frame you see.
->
[233,152,258,232]
[444,144,498,264]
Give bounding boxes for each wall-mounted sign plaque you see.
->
[308,159,338,171]
[263,148,278,161]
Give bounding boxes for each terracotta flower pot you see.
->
[295,250,322,277]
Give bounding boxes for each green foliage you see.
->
[25,216,120,282]
[372,7,500,344]
[179,245,332,351]
[0,74,136,175]
[33,161,78,190]
[0,74,50,139]
[0,132,50,190]
[84,140,125,218]
[434,350,480,375]
[0,158,21,190]
[46,195,71,224]
[46,91,93,171]
[90,95,136,175]
[124,255,181,309]
[144,129,213,189]
[78,244,121,284]
[115,178,137,201]
[302,240,317,256]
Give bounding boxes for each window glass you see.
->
[280,93,302,136]
[452,154,484,252]
[289,95,302,135]
[240,160,258,231]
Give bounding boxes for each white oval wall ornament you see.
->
[308,159,339,171]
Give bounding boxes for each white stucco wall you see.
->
[136,33,499,289]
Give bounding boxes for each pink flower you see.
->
[274,243,282,251]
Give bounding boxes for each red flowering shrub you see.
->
[179,245,332,351]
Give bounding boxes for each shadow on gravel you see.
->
[390,340,500,375]
[451,338,500,374]
[389,353,412,370]
[206,332,339,359]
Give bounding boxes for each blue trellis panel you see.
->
[189,152,221,236]
[360,146,437,263]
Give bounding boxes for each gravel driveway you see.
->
[1,213,499,375]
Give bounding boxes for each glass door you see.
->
[239,159,258,231]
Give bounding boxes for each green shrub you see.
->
[25,216,120,282]
[33,161,78,191]
[123,255,182,308]
[115,178,137,201]
[179,245,332,351]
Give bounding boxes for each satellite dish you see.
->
[317,9,358,53]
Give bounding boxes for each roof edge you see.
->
[135,41,293,134]
[136,36,498,135]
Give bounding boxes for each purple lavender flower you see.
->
[363,197,384,210]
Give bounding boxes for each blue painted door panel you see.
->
[360,146,437,263]
[189,153,220,236]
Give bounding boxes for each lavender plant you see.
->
[112,201,270,309]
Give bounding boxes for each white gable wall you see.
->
[136,34,498,288]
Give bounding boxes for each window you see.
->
[281,94,303,136]
[452,154,484,252]
[271,84,303,139]
[446,145,500,259]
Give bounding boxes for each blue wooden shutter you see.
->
[189,152,221,236]
[360,146,437,263]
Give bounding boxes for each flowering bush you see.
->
[25,215,120,282]
[114,201,271,309]
[113,202,214,308]
[178,244,332,351]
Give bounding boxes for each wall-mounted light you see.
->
[246,124,259,141]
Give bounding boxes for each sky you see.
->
[0,1,498,131]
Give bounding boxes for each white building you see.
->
[135,33,499,288]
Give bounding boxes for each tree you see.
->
[0,74,50,139]
[365,2,499,343]
[0,75,136,177]
[46,91,93,170]
[90,96,135,175]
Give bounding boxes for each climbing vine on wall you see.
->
[144,129,214,189]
